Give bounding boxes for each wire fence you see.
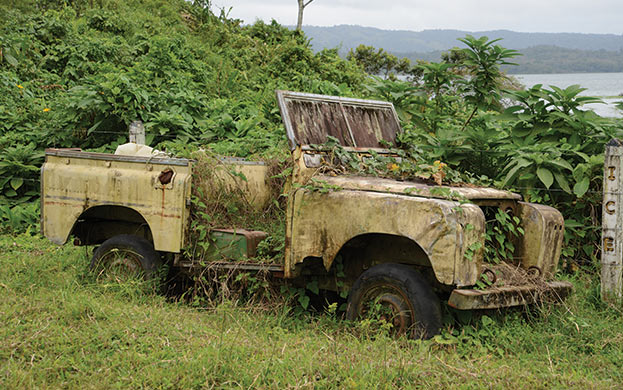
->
[71,129,610,156]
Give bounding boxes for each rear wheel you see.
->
[346,263,441,339]
[90,235,162,282]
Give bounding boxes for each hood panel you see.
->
[318,175,522,201]
[276,90,401,150]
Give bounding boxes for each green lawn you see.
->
[1,234,621,389]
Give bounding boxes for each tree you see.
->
[456,35,520,130]
[296,0,314,31]
[347,44,412,79]
[458,35,519,111]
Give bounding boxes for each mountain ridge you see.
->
[297,25,623,73]
[300,25,623,53]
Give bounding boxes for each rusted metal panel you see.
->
[189,261,283,273]
[514,202,565,278]
[316,174,522,201]
[286,187,485,286]
[210,229,268,258]
[41,149,191,253]
[276,90,401,150]
[213,161,272,211]
[45,148,190,166]
[448,281,573,310]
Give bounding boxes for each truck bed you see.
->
[41,148,192,253]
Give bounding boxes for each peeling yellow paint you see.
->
[211,160,271,211]
[514,202,565,278]
[42,150,191,253]
[286,187,485,286]
[42,145,565,293]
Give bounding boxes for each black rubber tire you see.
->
[90,235,162,280]
[346,263,442,339]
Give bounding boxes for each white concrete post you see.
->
[602,139,623,303]
[129,120,145,145]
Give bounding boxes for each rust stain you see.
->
[157,213,181,219]
[43,201,182,219]
[43,201,82,207]
[284,234,291,256]
[161,187,166,218]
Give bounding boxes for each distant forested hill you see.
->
[503,46,623,73]
[394,46,623,74]
[301,25,623,52]
[300,25,623,73]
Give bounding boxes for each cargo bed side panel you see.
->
[41,151,191,253]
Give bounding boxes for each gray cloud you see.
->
[213,0,623,34]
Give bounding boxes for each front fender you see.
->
[286,189,484,286]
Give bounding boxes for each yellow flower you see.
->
[433,160,447,169]
[43,108,50,112]
[17,84,23,89]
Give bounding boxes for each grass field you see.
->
[1,234,622,389]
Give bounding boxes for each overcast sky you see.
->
[212,0,623,35]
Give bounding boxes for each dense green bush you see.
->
[0,0,364,232]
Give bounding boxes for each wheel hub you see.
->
[359,286,414,336]
[96,248,143,282]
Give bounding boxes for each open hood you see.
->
[276,90,402,150]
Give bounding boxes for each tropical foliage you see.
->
[0,0,364,228]
[1,0,621,271]
[361,36,620,267]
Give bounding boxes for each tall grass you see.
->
[1,234,622,389]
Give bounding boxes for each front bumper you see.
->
[448,281,573,310]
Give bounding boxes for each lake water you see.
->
[515,72,623,117]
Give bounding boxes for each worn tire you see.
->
[346,263,441,339]
[90,235,162,280]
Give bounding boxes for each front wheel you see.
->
[346,263,441,339]
[90,235,162,282]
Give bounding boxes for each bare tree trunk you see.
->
[296,0,314,31]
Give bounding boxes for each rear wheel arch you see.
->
[71,205,153,246]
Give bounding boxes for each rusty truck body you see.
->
[41,91,572,338]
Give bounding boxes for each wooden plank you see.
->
[602,139,623,303]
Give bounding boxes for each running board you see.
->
[448,281,573,310]
[178,260,284,276]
